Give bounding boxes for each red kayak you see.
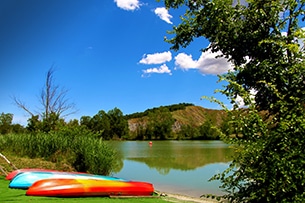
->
[26,178,154,197]
[6,169,86,180]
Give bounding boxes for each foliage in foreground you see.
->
[0,128,117,175]
[210,100,305,202]
[162,0,305,202]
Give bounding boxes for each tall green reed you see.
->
[0,127,117,175]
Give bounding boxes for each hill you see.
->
[128,105,226,134]
[171,105,226,131]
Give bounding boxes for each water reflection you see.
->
[109,141,233,197]
[110,141,233,174]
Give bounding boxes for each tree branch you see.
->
[12,96,34,117]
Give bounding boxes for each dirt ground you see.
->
[155,191,222,203]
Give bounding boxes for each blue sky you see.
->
[0,0,233,125]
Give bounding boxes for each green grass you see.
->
[0,176,169,203]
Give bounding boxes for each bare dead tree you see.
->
[12,97,35,117]
[13,67,77,124]
[40,68,76,120]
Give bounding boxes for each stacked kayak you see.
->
[26,178,154,197]
[7,169,154,197]
[9,171,126,189]
[6,169,64,180]
[6,168,87,180]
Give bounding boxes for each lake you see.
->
[109,140,233,198]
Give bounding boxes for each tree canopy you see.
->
[162,0,305,202]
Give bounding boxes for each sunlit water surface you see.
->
[109,140,233,198]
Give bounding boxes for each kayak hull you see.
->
[26,178,154,197]
[6,169,62,180]
[9,171,125,189]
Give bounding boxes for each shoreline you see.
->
[155,190,222,203]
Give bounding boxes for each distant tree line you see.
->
[80,108,129,140]
[0,113,25,134]
[0,104,226,140]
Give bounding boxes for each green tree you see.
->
[162,0,305,202]
[88,108,128,140]
[11,123,25,134]
[80,116,92,128]
[0,113,13,134]
[66,119,79,128]
[26,115,41,132]
[177,124,200,140]
[198,119,220,140]
[41,112,61,132]
[107,107,129,139]
[90,110,111,139]
[147,107,175,140]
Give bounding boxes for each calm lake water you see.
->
[109,140,233,198]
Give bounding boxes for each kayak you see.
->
[6,169,63,180]
[26,178,154,197]
[9,171,126,189]
[6,168,88,181]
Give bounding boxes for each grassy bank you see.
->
[0,132,117,175]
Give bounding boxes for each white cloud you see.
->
[154,7,173,24]
[139,51,172,64]
[175,50,233,75]
[142,64,172,77]
[197,51,233,74]
[235,89,257,108]
[114,0,140,11]
[235,95,245,108]
[174,53,198,69]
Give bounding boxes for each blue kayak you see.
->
[9,171,126,189]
